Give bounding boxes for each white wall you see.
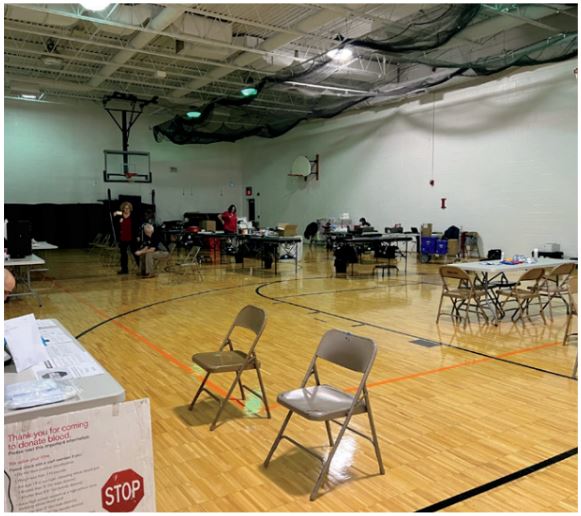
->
[240,61,578,257]
[4,101,242,222]
[4,61,578,257]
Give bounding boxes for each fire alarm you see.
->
[245,186,253,196]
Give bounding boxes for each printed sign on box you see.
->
[4,399,155,512]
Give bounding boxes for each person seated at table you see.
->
[359,217,371,227]
[134,224,168,278]
[218,204,238,234]
[4,269,15,301]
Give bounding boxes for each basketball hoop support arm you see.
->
[103,92,158,176]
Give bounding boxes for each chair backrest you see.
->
[439,266,472,290]
[232,305,267,336]
[316,329,376,374]
[519,267,545,282]
[547,262,576,283]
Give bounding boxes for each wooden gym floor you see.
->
[5,247,578,512]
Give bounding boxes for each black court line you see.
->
[255,280,577,381]
[416,447,578,512]
[74,275,330,339]
[75,281,269,339]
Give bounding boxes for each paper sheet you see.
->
[4,314,50,373]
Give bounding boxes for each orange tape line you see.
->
[56,282,244,407]
[357,340,562,392]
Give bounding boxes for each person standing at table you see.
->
[113,201,140,275]
[218,204,238,234]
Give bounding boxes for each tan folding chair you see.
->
[563,276,577,345]
[263,329,384,501]
[539,262,577,319]
[436,266,489,325]
[189,305,270,431]
[497,268,547,323]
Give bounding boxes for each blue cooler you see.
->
[421,236,437,254]
[436,239,448,255]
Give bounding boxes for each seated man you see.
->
[4,269,16,301]
[135,224,169,277]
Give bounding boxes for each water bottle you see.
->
[533,248,539,259]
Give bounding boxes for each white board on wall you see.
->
[4,399,155,512]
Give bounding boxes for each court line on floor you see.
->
[255,280,576,380]
[416,447,578,512]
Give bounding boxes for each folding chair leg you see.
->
[324,421,334,447]
[264,410,294,467]
[436,294,444,323]
[310,413,354,501]
[537,294,547,324]
[254,366,271,418]
[238,376,246,400]
[210,370,243,431]
[364,390,385,475]
[563,313,572,345]
[189,372,210,410]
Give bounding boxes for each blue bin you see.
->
[436,239,448,255]
[421,236,437,254]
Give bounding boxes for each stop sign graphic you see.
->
[101,469,144,512]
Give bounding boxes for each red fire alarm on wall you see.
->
[245,186,253,196]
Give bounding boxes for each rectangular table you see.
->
[336,234,415,274]
[244,235,302,274]
[4,319,125,424]
[32,241,58,251]
[448,258,576,323]
[4,253,46,306]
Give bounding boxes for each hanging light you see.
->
[186,110,202,119]
[80,1,111,12]
[326,47,353,63]
[240,86,258,97]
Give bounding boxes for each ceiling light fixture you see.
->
[80,1,111,12]
[20,94,38,100]
[240,87,258,97]
[186,110,202,119]
[326,47,353,63]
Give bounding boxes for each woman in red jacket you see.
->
[218,204,238,234]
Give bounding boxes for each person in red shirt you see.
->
[218,204,238,233]
[113,201,139,274]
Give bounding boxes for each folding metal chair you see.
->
[497,268,547,324]
[189,305,270,431]
[263,329,384,501]
[436,266,489,325]
[539,262,577,319]
[563,276,577,346]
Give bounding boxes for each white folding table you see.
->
[4,253,46,306]
[448,258,576,323]
[4,319,125,424]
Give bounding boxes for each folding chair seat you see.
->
[263,329,384,501]
[497,268,547,324]
[538,262,577,319]
[189,305,270,431]
[436,266,489,325]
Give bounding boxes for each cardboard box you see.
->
[277,223,298,236]
[421,223,432,237]
[200,220,216,231]
[447,239,459,257]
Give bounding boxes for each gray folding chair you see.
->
[263,329,384,501]
[189,305,270,431]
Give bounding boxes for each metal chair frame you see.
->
[263,329,384,501]
[189,305,270,431]
[436,266,489,325]
[498,268,547,324]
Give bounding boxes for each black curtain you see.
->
[4,203,111,248]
